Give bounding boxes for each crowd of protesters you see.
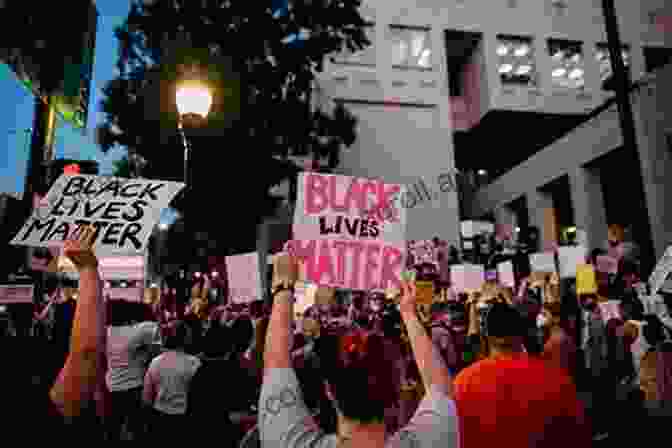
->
[1,224,670,446]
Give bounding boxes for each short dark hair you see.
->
[163,321,190,350]
[485,302,524,338]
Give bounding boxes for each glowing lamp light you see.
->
[499,64,513,73]
[496,45,509,56]
[158,223,169,231]
[211,272,219,278]
[176,82,213,118]
[515,227,521,233]
[120,282,127,288]
[552,51,564,60]
[477,169,487,176]
[194,272,202,278]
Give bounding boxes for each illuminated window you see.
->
[390,25,432,70]
[548,39,585,89]
[497,35,537,86]
[595,43,630,90]
[331,23,376,66]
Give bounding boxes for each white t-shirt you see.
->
[258,368,458,448]
[106,321,159,392]
[144,350,201,415]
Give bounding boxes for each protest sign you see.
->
[648,246,672,295]
[226,252,263,304]
[529,252,556,273]
[451,264,484,292]
[290,172,407,291]
[0,285,34,304]
[10,174,184,255]
[598,301,621,322]
[576,264,598,295]
[557,246,587,278]
[294,282,317,315]
[497,261,515,288]
[416,280,434,305]
[595,255,618,274]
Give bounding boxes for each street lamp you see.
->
[176,80,212,315]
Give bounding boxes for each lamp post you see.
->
[175,81,213,316]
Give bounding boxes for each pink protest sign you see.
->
[596,255,618,274]
[598,301,621,322]
[291,172,408,291]
[225,252,262,304]
[497,261,515,288]
[286,239,405,291]
[450,264,484,292]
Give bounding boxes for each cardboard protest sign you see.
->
[576,264,598,295]
[557,246,587,278]
[497,261,515,288]
[10,174,184,255]
[529,252,556,273]
[598,300,621,322]
[450,264,484,292]
[596,255,618,274]
[648,246,672,295]
[290,172,407,291]
[226,252,263,304]
[416,280,434,305]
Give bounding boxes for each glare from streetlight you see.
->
[158,223,169,231]
[176,82,213,118]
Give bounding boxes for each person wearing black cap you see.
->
[453,302,590,448]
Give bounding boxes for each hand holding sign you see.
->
[273,253,299,285]
[63,225,98,272]
[399,280,417,315]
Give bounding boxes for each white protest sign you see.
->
[529,252,556,273]
[557,246,587,278]
[450,264,485,292]
[290,172,407,291]
[497,261,515,288]
[10,174,184,255]
[226,252,263,304]
[648,246,672,295]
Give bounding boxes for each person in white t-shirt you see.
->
[105,300,159,441]
[259,254,458,448]
[143,320,201,443]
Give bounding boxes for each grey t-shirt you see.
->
[258,368,458,447]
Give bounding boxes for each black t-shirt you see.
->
[53,299,76,343]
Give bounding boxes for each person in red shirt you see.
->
[454,301,590,448]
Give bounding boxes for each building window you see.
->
[330,23,376,66]
[551,0,568,17]
[548,39,585,89]
[390,25,432,70]
[595,43,630,90]
[497,35,536,86]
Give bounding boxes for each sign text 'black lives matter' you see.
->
[11,174,184,255]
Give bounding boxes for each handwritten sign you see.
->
[557,246,587,278]
[0,285,34,304]
[226,252,262,304]
[576,264,598,295]
[290,172,407,291]
[10,174,184,255]
[596,255,618,274]
[598,300,621,322]
[529,252,556,273]
[450,264,484,292]
[649,246,672,295]
[497,261,515,288]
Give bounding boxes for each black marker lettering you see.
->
[83,201,107,219]
[119,223,143,249]
[20,218,56,242]
[138,183,164,201]
[101,222,124,245]
[62,177,85,196]
[121,200,148,222]
[120,183,142,198]
[49,198,67,216]
[47,221,70,242]
[100,202,125,220]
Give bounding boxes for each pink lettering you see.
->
[364,243,381,290]
[347,241,365,290]
[341,177,365,214]
[381,245,404,290]
[329,176,347,213]
[314,240,337,285]
[305,174,329,214]
[332,241,348,286]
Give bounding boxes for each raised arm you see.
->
[399,281,453,398]
[263,254,298,373]
[50,227,106,418]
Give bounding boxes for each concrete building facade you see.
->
[313,0,672,248]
